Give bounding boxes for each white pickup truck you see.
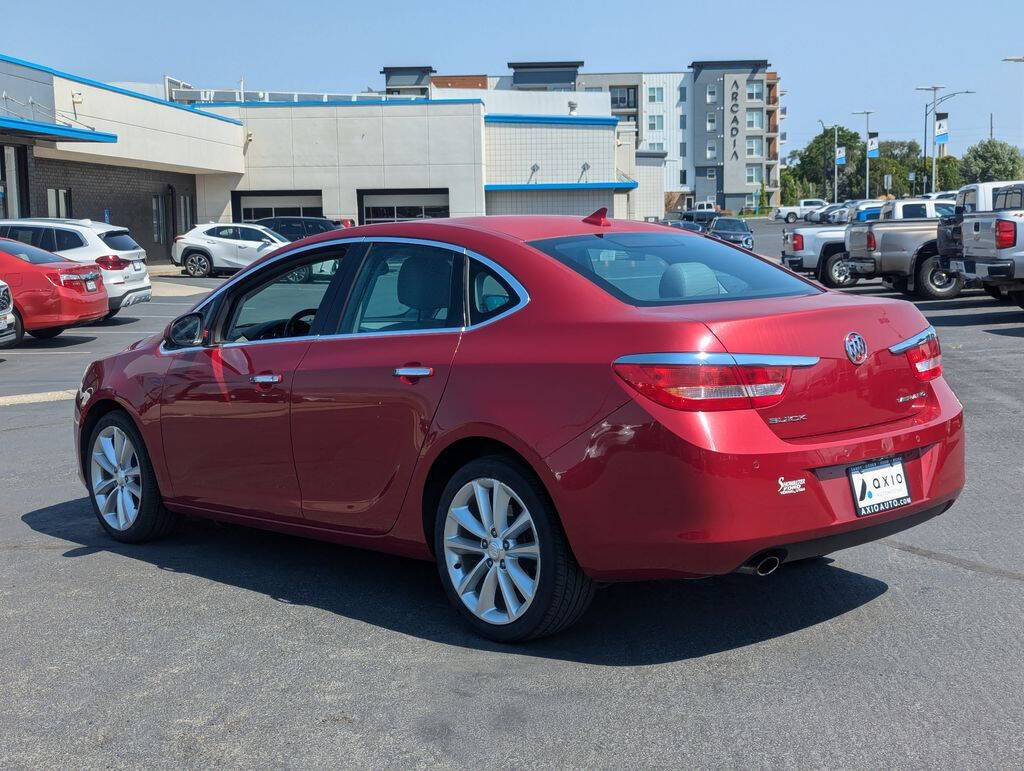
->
[781,224,859,287]
[774,198,828,223]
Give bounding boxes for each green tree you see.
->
[789,126,864,202]
[961,139,1024,182]
[878,140,922,165]
[779,166,798,206]
[758,179,768,212]
[937,155,962,191]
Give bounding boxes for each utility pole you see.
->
[853,110,873,198]
[990,112,994,139]
[916,86,944,194]
[834,125,838,203]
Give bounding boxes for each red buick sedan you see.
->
[0,238,108,345]
[73,212,964,640]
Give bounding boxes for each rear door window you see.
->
[6,225,56,252]
[529,232,817,306]
[100,231,141,251]
[206,226,240,240]
[274,220,306,241]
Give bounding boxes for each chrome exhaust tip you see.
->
[737,552,784,576]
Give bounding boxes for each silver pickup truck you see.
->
[959,184,1024,308]
[844,199,962,299]
[781,224,858,287]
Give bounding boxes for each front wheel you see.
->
[87,411,178,542]
[183,252,212,278]
[915,255,964,300]
[820,252,859,289]
[434,457,594,642]
[283,264,313,284]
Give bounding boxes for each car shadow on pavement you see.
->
[23,498,888,666]
[16,334,96,348]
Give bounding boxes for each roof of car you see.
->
[1,217,126,233]
[345,215,670,242]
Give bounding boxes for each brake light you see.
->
[995,220,1016,250]
[613,362,792,411]
[95,255,130,270]
[44,269,100,291]
[173,235,184,243]
[792,233,804,251]
[903,334,942,381]
[866,231,877,251]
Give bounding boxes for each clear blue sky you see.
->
[6,0,1024,157]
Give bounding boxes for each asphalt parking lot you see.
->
[2,266,1023,767]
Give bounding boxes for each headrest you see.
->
[397,254,451,311]
[659,262,720,299]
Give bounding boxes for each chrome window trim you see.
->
[888,325,937,354]
[160,235,532,354]
[614,352,820,367]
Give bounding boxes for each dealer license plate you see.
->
[132,261,144,271]
[951,260,965,273]
[86,280,97,292]
[848,457,911,517]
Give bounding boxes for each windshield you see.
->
[528,232,818,307]
[0,238,71,264]
[712,218,748,232]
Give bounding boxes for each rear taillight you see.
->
[173,236,184,243]
[45,269,98,290]
[995,220,1016,250]
[613,361,792,411]
[891,327,942,382]
[792,233,804,251]
[866,231,877,251]
[95,254,130,270]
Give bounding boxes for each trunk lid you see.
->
[644,292,935,439]
[962,213,1000,259]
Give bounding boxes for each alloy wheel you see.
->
[929,267,954,291]
[442,478,541,625]
[831,259,851,285]
[185,254,209,277]
[90,425,142,531]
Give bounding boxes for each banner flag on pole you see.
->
[935,113,948,145]
[867,132,879,159]
[836,146,846,166]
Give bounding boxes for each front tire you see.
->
[87,411,178,543]
[434,456,594,642]
[183,252,212,278]
[915,255,964,300]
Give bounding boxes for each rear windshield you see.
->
[100,231,141,251]
[0,238,70,264]
[529,232,818,306]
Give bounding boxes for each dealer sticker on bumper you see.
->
[848,457,911,516]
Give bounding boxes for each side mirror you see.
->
[954,205,965,218]
[166,312,204,348]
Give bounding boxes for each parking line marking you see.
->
[0,389,76,407]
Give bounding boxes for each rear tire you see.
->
[914,255,964,300]
[86,411,178,543]
[102,308,120,321]
[27,326,64,340]
[983,285,1009,302]
[183,252,212,278]
[434,456,595,642]
[785,212,797,223]
[820,251,858,289]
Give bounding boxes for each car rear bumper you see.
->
[20,290,108,330]
[953,258,1017,282]
[544,381,965,580]
[109,286,153,310]
[847,256,879,276]
[781,253,813,272]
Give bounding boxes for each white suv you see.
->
[0,279,16,348]
[171,223,287,277]
[0,218,151,318]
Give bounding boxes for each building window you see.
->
[707,168,716,180]
[678,85,687,102]
[679,141,687,158]
[706,113,716,131]
[679,170,687,185]
[648,114,664,131]
[610,86,637,109]
[151,194,166,244]
[746,81,764,101]
[746,109,764,130]
[584,86,602,92]
[679,114,687,130]
[706,85,717,103]
[745,193,757,207]
[746,164,764,184]
[706,141,717,160]
[648,142,664,151]
[364,204,450,223]
[648,86,664,103]
[47,188,71,218]
[746,137,763,157]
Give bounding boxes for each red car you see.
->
[0,238,108,345]
[74,212,964,640]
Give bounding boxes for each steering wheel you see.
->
[284,308,318,338]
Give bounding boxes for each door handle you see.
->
[250,373,283,384]
[393,366,434,378]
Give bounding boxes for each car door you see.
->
[235,226,275,267]
[159,246,351,520]
[200,226,241,268]
[290,239,465,533]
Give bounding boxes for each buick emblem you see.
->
[844,332,868,365]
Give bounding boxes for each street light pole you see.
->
[818,119,839,203]
[853,110,873,198]
[916,86,943,194]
